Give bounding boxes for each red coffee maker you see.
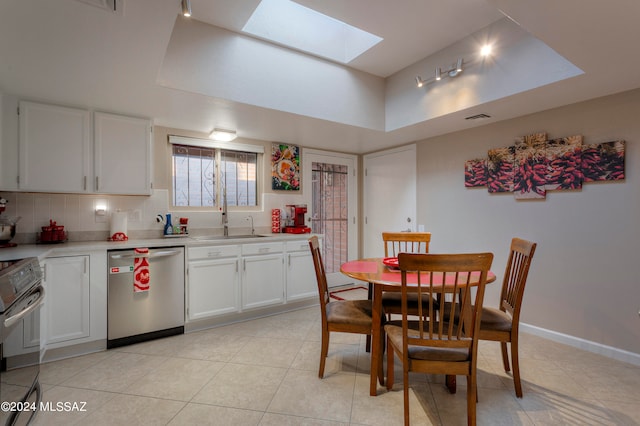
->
[283,204,311,234]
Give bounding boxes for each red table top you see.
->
[340,257,496,287]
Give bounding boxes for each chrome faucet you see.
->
[221,187,228,236]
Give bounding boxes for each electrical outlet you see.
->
[128,209,141,223]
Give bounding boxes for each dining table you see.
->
[340,257,496,396]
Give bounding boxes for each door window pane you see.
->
[311,162,348,273]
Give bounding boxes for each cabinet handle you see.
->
[243,259,246,271]
[258,247,270,253]
[207,251,222,257]
[236,260,238,272]
[96,176,99,191]
[288,254,291,267]
[83,176,87,190]
[84,257,88,274]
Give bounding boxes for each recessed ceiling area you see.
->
[157,14,583,133]
[1,0,640,154]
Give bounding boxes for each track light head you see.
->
[435,67,441,81]
[181,0,192,17]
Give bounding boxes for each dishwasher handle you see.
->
[109,249,182,260]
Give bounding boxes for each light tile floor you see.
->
[5,305,640,425]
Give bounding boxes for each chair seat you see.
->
[480,307,513,333]
[326,299,373,327]
[385,323,471,362]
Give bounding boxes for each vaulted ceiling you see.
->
[1,0,639,153]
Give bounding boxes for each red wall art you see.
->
[465,133,625,200]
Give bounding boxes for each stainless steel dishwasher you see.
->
[107,246,185,349]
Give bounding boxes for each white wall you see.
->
[415,88,640,357]
[385,18,583,131]
[158,17,385,131]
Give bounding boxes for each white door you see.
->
[303,149,357,287]
[363,145,417,258]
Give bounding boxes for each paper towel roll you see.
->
[110,211,128,241]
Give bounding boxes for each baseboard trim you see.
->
[185,297,318,333]
[521,323,640,367]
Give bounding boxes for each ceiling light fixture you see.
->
[209,128,237,142]
[181,0,191,17]
[480,44,492,57]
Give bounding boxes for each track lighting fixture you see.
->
[416,58,464,87]
[415,45,495,88]
[181,0,191,17]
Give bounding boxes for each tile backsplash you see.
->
[1,190,305,243]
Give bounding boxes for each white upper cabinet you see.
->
[15,101,152,194]
[18,101,91,192]
[94,112,152,195]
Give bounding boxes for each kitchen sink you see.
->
[193,234,267,241]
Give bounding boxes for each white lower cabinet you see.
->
[187,245,240,320]
[44,256,90,345]
[187,238,315,323]
[241,253,284,310]
[285,240,317,302]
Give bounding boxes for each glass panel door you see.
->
[303,150,357,287]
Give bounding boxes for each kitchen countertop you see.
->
[0,233,318,261]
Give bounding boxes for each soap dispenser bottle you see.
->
[164,213,173,235]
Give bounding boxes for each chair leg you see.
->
[319,328,329,378]
[467,373,477,426]
[378,330,386,386]
[365,335,371,352]
[500,341,510,372]
[510,334,523,398]
[386,336,394,390]
[403,363,410,426]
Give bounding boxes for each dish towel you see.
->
[133,248,150,292]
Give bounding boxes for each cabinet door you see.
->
[188,258,239,320]
[18,101,91,192]
[242,254,284,310]
[45,256,90,345]
[286,250,317,302]
[94,112,152,194]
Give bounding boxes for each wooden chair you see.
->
[385,252,494,426]
[309,236,379,378]
[383,232,432,257]
[381,232,432,317]
[478,238,536,398]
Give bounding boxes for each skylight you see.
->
[242,0,383,64]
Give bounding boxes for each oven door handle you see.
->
[110,250,181,260]
[4,285,45,329]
